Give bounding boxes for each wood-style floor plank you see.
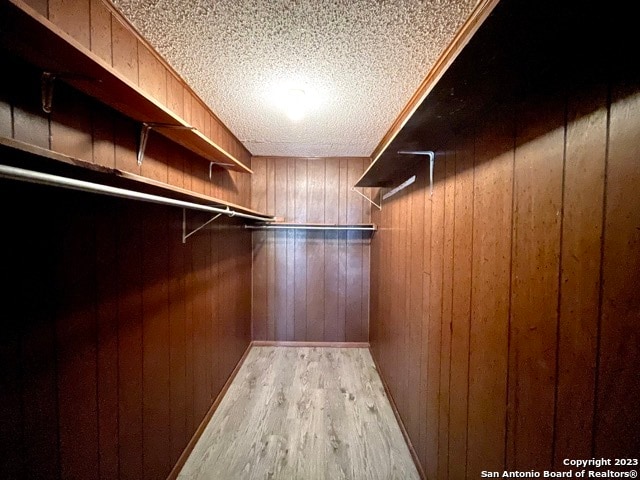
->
[178,346,419,480]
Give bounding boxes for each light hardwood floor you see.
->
[177,346,420,479]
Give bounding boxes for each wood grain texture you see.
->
[49,0,90,48]
[251,156,371,343]
[425,152,445,480]
[50,82,93,160]
[369,78,639,476]
[594,83,640,459]
[0,61,254,478]
[467,108,513,477]
[177,347,419,480]
[90,0,112,64]
[508,95,564,471]
[554,86,607,465]
[111,15,138,84]
[448,135,474,480]
[56,190,99,480]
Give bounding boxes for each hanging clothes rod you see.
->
[246,224,377,231]
[0,164,275,222]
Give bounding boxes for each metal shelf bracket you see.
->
[138,123,195,166]
[209,160,235,179]
[182,206,236,243]
[351,187,381,210]
[41,71,56,113]
[40,71,101,114]
[398,150,435,196]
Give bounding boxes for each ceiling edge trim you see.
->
[360,0,501,185]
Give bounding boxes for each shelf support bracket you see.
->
[351,187,381,210]
[209,161,235,179]
[41,72,56,113]
[398,150,435,196]
[182,207,233,243]
[137,123,195,167]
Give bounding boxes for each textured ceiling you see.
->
[111,0,478,157]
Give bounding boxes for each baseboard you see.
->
[368,347,427,480]
[166,341,253,480]
[251,340,370,348]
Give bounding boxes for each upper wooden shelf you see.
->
[356,0,611,188]
[0,0,252,174]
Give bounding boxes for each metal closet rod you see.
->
[0,164,275,222]
[246,224,377,231]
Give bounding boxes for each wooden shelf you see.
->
[356,0,612,188]
[0,136,272,220]
[246,223,377,231]
[0,0,252,174]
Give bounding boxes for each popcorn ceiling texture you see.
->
[111,0,477,157]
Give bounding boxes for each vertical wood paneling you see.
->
[92,103,115,168]
[425,152,445,480]
[467,108,513,477]
[142,207,171,480]
[346,159,364,341]
[168,210,187,466]
[209,222,221,397]
[417,171,433,471]
[554,87,607,464]
[448,136,474,480]
[265,159,276,339]
[49,0,90,48]
[117,202,144,480]
[438,150,456,480]
[307,160,326,340]
[140,131,168,183]
[21,199,59,480]
[274,159,288,340]
[191,227,209,421]
[166,74,184,118]
[95,202,119,480]
[50,83,93,161]
[324,158,340,341]
[111,17,138,84]
[0,31,253,480]
[595,84,640,458]
[337,159,349,341]
[138,43,167,111]
[508,96,564,470]
[286,159,296,341]
[252,156,370,342]
[114,117,139,174]
[251,159,268,340]
[57,193,99,480]
[407,172,425,449]
[0,198,26,479]
[369,77,640,476]
[0,186,253,479]
[293,159,308,340]
[90,0,112,64]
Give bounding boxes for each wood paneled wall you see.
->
[0,181,252,480]
[5,0,251,201]
[0,20,254,479]
[370,80,640,476]
[251,156,371,342]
